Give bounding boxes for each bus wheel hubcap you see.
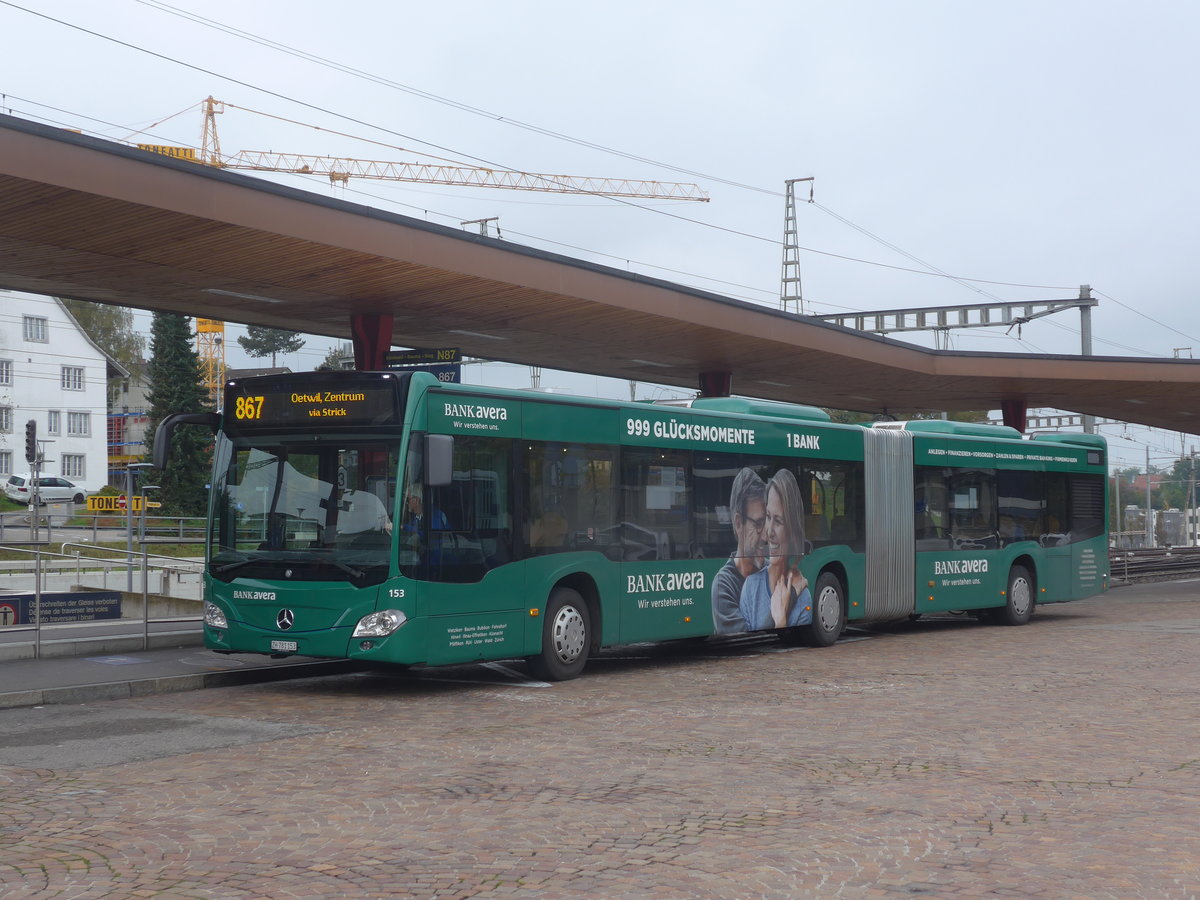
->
[552,606,586,663]
[1011,578,1031,615]
[818,586,840,631]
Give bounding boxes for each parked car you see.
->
[3,474,87,505]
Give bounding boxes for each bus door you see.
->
[617,447,708,643]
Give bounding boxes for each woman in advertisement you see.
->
[738,468,812,631]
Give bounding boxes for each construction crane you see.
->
[199,97,711,201]
[154,98,711,402]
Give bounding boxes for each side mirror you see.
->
[153,412,220,468]
[425,434,454,487]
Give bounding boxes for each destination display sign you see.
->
[224,374,403,433]
[411,364,461,383]
[385,347,461,366]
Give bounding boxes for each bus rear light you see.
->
[353,609,407,637]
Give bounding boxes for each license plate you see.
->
[270,640,298,652]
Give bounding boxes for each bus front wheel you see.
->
[1000,565,1035,626]
[528,587,590,681]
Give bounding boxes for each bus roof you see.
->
[872,419,1025,440]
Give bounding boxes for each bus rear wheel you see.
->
[527,587,590,681]
[999,565,1035,626]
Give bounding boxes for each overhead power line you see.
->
[134,0,775,196]
[1096,290,1200,346]
[4,0,1183,363]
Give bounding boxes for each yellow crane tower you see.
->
[159,98,710,400]
[195,318,225,402]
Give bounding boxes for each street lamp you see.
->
[125,462,154,591]
[139,483,160,651]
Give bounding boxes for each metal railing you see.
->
[0,510,206,543]
[0,538,205,659]
[1109,546,1200,582]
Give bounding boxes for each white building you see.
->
[0,290,124,493]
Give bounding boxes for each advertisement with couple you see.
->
[712,467,813,635]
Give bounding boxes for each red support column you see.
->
[1000,398,1027,433]
[699,371,732,398]
[350,314,394,371]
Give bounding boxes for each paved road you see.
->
[2,582,1199,898]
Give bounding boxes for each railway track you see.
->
[1110,547,1200,582]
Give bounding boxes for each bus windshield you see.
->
[209,436,399,586]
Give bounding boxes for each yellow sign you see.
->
[233,394,265,421]
[86,495,146,512]
[136,144,199,162]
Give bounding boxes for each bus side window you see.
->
[802,462,864,549]
[997,469,1045,545]
[1044,472,1070,542]
[914,468,948,546]
[691,452,743,560]
[621,448,691,560]
[524,441,617,557]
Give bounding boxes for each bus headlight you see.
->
[204,601,228,628]
[353,609,408,637]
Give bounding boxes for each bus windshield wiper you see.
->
[213,557,261,576]
[325,559,366,579]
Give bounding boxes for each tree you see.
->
[60,298,145,370]
[822,408,875,425]
[237,325,305,367]
[1156,456,1198,511]
[315,343,352,372]
[145,312,212,516]
[913,410,989,424]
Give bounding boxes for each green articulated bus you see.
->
[156,370,1109,680]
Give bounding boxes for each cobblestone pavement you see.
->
[3,582,1200,898]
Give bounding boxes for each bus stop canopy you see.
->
[2,113,1198,434]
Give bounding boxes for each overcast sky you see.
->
[3,0,1197,467]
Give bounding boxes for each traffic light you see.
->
[24,419,37,464]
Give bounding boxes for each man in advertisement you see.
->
[711,468,767,634]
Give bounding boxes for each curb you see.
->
[0,659,364,710]
[0,630,205,663]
